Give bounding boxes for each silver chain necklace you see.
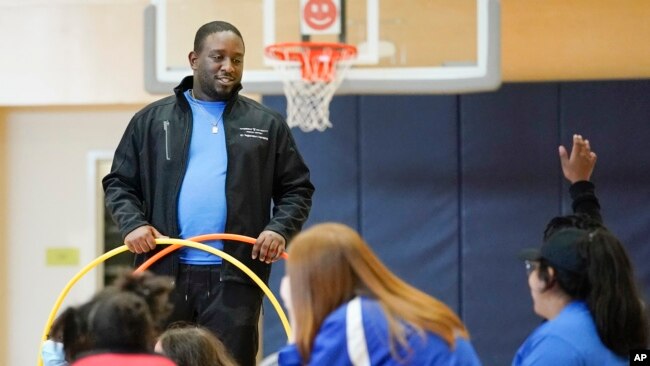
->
[190,89,223,134]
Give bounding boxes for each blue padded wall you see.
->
[260,95,360,355]
[358,95,460,309]
[260,80,650,365]
[459,83,561,365]
[559,80,650,296]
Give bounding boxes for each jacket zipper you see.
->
[169,113,191,278]
[163,120,170,160]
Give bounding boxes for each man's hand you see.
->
[559,134,597,184]
[252,230,286,264]
[124,225,166,254]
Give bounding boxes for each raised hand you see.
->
[559,134,597,184]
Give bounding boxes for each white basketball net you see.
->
[266,43,356,132]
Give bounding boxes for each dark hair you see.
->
[89,292,155,352]
[543,213,605,241]
[158,325,238,366]
[537,229,649,355]
[51,269,174,361]
[55,304,95,361]
[110,268,175,333]
[194,21,244,53]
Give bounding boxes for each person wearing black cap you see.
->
[513,228,649,365]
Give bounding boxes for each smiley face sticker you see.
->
[300,0,341,35]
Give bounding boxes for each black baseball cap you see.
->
[519,228,588,273]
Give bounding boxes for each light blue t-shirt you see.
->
[513,301,626,366]
[177,90,228,264]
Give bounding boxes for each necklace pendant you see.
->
[211,125,219,134]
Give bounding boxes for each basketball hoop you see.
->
[265,42,357,132]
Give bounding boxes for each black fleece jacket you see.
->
[103,76,314,284]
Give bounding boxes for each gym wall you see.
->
[262,80,650,364]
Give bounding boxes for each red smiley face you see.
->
[303,0,338,31]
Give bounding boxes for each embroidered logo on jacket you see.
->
[238,127,269,141]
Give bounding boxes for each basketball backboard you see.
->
[144,0,500,95]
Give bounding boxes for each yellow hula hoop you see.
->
[38,238,291,366]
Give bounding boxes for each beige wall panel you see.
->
[4,105,141,366]
[502,0,650,81]
[0,0,649,106]
[0,1,159,105]
[0,110,7,365]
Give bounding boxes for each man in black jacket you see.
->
[103,21,314,366]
